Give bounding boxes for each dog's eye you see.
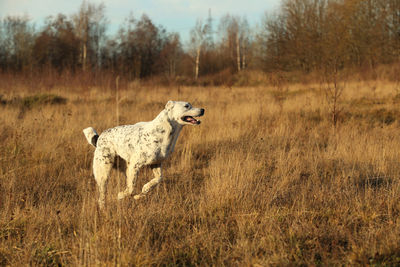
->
[184,104,190,109]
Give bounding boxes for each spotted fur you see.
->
[83,100,205,209]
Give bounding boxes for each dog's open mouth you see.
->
[182,116,201,125]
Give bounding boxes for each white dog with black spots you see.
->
[83,101,205,209]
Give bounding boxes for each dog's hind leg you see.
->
[134,164,163,200]
[93,148,113,209]
[117,162,141,200]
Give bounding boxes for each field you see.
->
[1,80,400,265]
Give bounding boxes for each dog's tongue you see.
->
[187,117,197,123]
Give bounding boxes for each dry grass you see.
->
[1,80,400,266]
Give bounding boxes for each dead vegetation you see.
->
[1,80,400,265]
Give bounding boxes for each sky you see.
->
[0,0,281,41]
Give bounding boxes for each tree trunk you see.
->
[82,42,87,71]
[242,41,246,70]
[236,34,241,72]
[195,45,201,80]
[236,33,241,72]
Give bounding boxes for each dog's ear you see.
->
[165,100,174,111]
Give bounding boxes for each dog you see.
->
[83,100,205,208]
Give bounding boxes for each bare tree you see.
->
[239,18,250,70]
[0,15,35,72]
[133,14,164,78]
[73,1,107,71]
[217,15,250,72]
[33,14,80,72]
[117,13,138,79]
[159,33,183,79]
[73,1,89,71]
[117,13,165,79]
[189,18,211,80]
[322,62,344,128]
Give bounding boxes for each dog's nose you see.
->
[200,108,205,115]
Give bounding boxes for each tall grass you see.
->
[1,80,400,265]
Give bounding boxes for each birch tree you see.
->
[217,15,250,72]
[189,18,211,80]
[73,1,107,71]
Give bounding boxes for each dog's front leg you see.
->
[134,164,163,200]
[117,163,140,200]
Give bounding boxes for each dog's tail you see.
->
[83,127,99,147]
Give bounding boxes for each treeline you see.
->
[260,0,400,74]
[0,0,399,87]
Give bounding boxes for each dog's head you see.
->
[165,101,205,126]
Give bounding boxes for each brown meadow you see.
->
[1,81,400,265]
